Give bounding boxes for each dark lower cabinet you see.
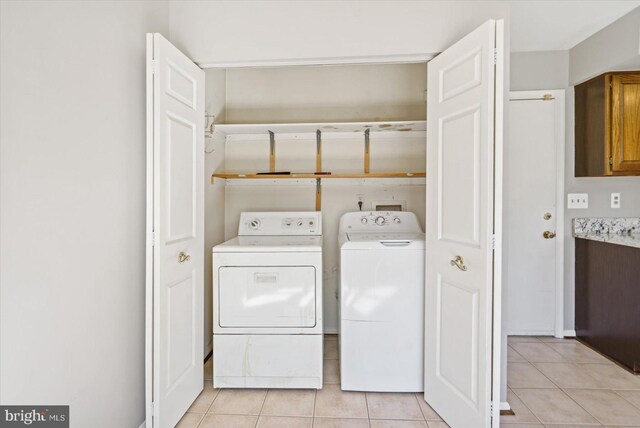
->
[576,238,640,373]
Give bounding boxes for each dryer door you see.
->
[218,266,316,328]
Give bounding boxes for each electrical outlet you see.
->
[567,193,588,209]
[611,193,621,208]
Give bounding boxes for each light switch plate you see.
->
[611,193,621,208]
[568,193,588,209]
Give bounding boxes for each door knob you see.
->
[543,231,556,239]
[450,255,468,271]
[178,251,191,263]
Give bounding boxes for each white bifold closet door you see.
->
[146,33,205,428]
[424,20,504,428]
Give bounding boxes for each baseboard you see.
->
[506,330,554,336]
[499,400,514,416]
[507,330,577,338]
[138,421,146,428]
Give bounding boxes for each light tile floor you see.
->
[176,335,447,428]
[504,335,640,427]
[177,335,640,427]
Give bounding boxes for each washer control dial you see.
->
[375,216,386,225]
[393,217,401,224]
[361,217,368,224]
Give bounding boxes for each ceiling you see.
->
[511,1,640,52]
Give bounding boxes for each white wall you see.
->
[511,40,640,336]
[510,50,573,331]
[570,6,640,84]
[0,1,513,423]
[210,63,427,332]
[225,64,427,123]
[511,51,570,90]
[565,13,640,333]
[0,1,169,427]
[203,70,227,356]
[170,1,508,66]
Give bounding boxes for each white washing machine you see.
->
[339,211,425,392]
[212,212,323,389]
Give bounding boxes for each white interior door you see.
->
[146,33,205,428]
[507,91,564,337]
[424,20,503,428]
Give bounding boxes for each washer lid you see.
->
[213,235,323,253]
[342,232,424,250]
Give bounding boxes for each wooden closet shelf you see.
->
[213,120,426,136]
[211,172,426,181]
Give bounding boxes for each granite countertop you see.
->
[573,217,640,249]
[573,232,640,248]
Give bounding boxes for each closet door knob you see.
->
[178,251,191,263]
[450,256,467,271]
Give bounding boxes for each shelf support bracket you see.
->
[315,178,322,211]
[269,130,276,172]
[316,129,322,173]
[364,128,370,174]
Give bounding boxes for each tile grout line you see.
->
[507,344,526,363]
[364,391,371,425]
[510,341,581,427]
[312,388,318,425]
[253,389,268,428]
[193,411,205,428]
[505,386,545,426]
[612,389,640,412]
[541,339,640,424]
[559,387,610,426]
[517,341,606,426]
[192,382,218,428]
[202,386,218,415]
[562,388,633,428]
[412,392,428,422]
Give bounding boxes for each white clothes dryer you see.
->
[212,212,323,389]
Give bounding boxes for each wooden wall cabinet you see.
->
[575,72,640,176]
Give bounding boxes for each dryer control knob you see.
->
[361,218,368,224]
[375,216,386,225]
[249,219,261,230]
[393,217,401,224]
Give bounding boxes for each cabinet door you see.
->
[611,74,640,173]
